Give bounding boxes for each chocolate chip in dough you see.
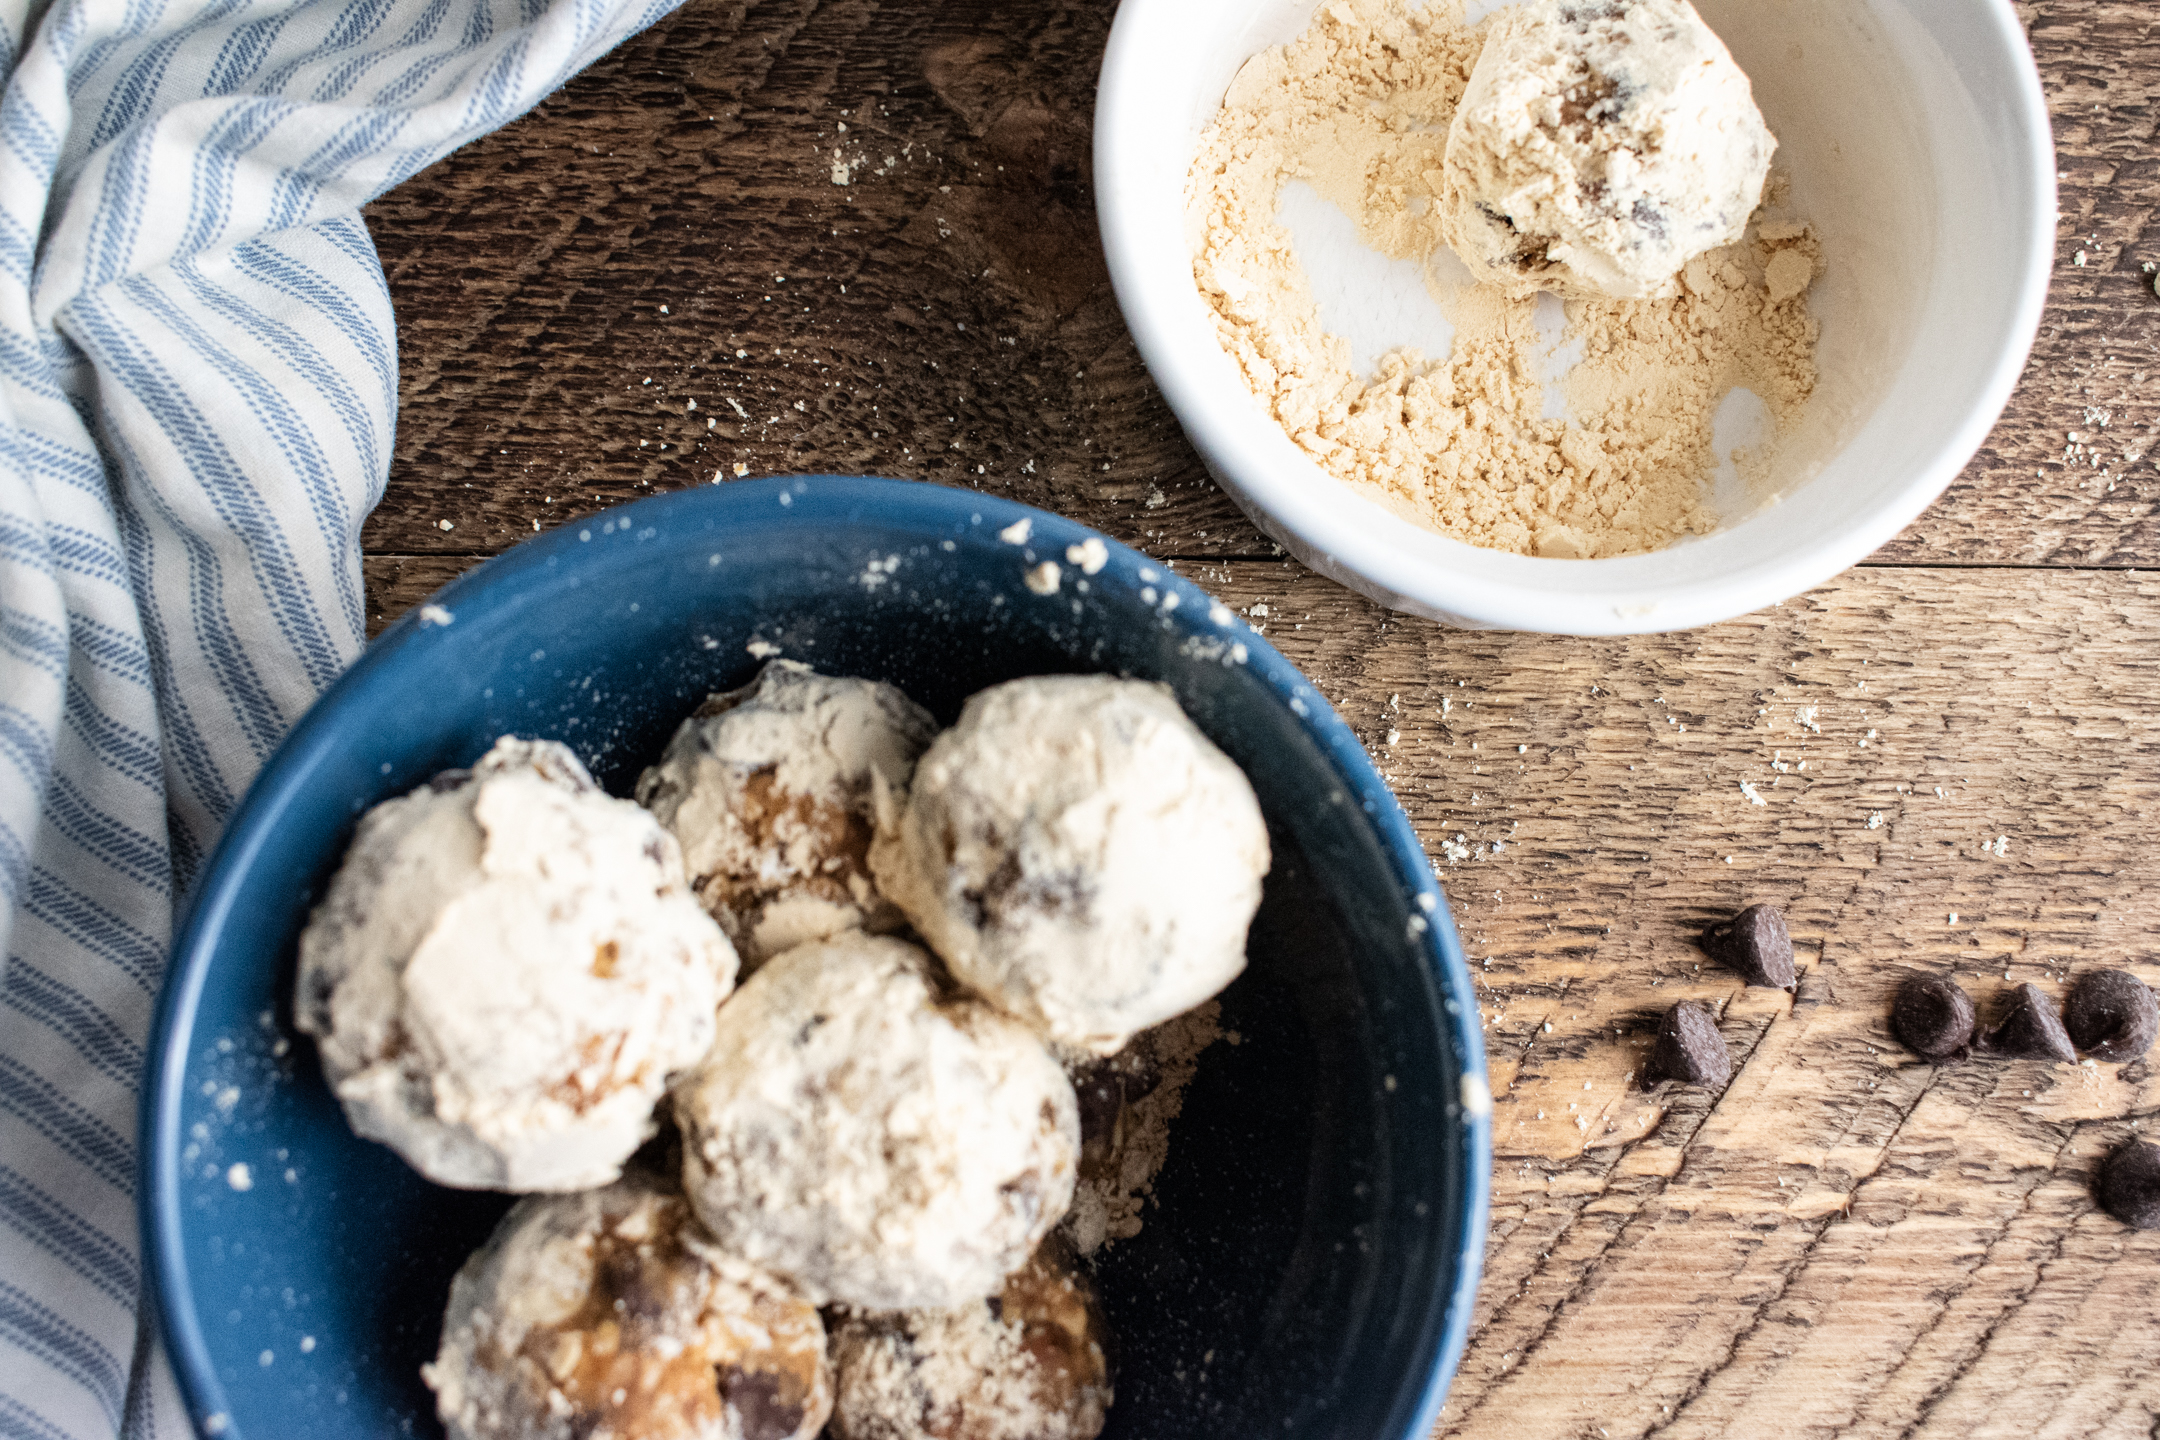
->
[1699,904,1796,990]
[1980,983,2076,1063]
[2062,969,2159,1063]
[718,1366,805,1440]
[1891,974,1974,1060]
[1651,1001,1732,1087]
[2095,1139,2160,1230]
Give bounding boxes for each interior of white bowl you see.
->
[1097,0,2053,633]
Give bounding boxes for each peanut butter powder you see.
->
[1187,0,1821,559]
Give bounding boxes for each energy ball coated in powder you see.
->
[296,738,737,1192]
[830,1243,1112,1440]
[1439,0,1775,299]
[424,1172,832,1440]
[636,662,938,971]
[674,933,1080,1310]
[870,676,1269,1055]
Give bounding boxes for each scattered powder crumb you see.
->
[1024,560,1062,595]
[746,639,782,659]
[1187,0,1820,559]
[226,1163,252,1192]
[1985,835,2009,858]
[999,517,1033,545]
[1065,538,1110,575]
[1738,780,1766,807]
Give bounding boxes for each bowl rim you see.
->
[142,474,1494,1440]
[1092,0,2057,634]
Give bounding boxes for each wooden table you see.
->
[360,2,2160,1434]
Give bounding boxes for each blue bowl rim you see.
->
[141,473,1492,1439]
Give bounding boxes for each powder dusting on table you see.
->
[1187,0,1822,559]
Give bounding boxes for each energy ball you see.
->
[425,1172,832,1440]
[674,933,1080,1310]
[830,1243,1112,1440]
[1439,0,1775,299]
[636,661,939,971]
[870,676,1269,1054]
[297,737,737,1191]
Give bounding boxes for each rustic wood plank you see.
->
[363,553,2160,1438]
[360,0,1231,558]
[362,0,2160,567]
[1901,1,2160,567]
[355,0,2160,1434]
[1208,562,2160,1440]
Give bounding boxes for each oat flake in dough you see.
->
[674,932,1080,1310]
[871,675,1269,1055]
[636,661,938,971]
[296,737,737,1191]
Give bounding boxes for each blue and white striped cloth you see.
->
[0,0,676,1429]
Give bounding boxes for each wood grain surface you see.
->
[358,0,2160,1435]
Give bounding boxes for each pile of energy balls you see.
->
[294,661,1272,1440]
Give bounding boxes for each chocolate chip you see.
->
[1651,1001,1731,1087]
[1700,905,1796,990]
[1071,1063,1124,1175]
[1980,983,2076,1063]
[2095,1139,2160,1230]
[2063,969,2159,1063]
[1073,1068,1123,1147]
[717,1366,803,1440]
[1891,975,1974,1060]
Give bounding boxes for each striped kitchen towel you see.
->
[0,0,680,1430]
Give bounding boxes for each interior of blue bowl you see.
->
[145,475,1490,1440]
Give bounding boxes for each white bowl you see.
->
[1095,0,2054,634]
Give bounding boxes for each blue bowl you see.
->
[144,476,1490,1440]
